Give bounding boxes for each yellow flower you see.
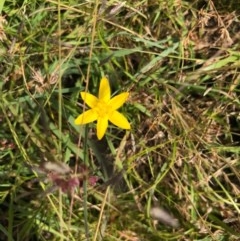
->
[75,77,130,140]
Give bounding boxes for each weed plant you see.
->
[0,0,240,240]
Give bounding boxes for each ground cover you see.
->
[0,0,240,240]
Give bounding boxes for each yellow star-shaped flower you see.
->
[74,77,130,140]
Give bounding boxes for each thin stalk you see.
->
[83,125,90,240]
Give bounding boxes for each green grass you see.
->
[0,0,240,240]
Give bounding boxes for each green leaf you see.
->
[0,0,5,14]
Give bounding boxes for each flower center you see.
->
[94,100,112,117]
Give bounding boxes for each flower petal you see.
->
[97,116,108,140]
[108,92,129,110]
[74,109,98,125]
[99,77,111,102]
[80,92,98,108]
[109,111,130,129]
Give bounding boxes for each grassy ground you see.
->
[0,0,240,240]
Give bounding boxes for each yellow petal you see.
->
[109,111,130,129]
[74,109,98,125]
[80,92,98,108]
[108,92,129,110]
[99,77,111,102]
[97,116,108,140]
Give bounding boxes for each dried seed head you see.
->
[150,207,179,228]
[43,161,72,175]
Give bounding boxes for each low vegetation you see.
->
[0,0,240,240]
